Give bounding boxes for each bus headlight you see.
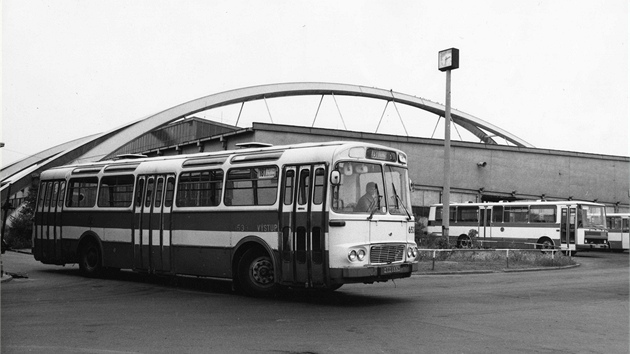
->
[407,246,418,259]
[357,249,366,261]
[348,250,357,262]
[348,248,367,262]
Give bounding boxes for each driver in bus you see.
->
[355,182,378,212]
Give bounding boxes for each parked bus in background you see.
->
[606,213,629,252]
[427,201,609,253]
[32,141,418,296]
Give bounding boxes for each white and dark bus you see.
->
[33,141,418,296]
[427,201,608,252]
[606,213,629,252]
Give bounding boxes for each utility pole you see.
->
[438,48,460,241]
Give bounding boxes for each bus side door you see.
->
[133,174,174,273]
[280,164,327,287]
[560,206,577,251]
[479,206,492,241]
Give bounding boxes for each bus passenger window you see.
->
[58,181,66,208]
[98,175,134,208]
[492,206,503,223]
[135,178,145,208]
[298,169,310,205]
[283,170,295,205]
[145,178,154,208]
[177,170,223,207]
[164,177,175,208]
[529,206,556,223]
[66,177,98,208]
[313,168,325,205]
[154,178,164,208]
[225,166,278,206]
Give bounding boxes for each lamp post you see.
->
[438,48,459,240]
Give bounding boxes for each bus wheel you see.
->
[536,238,554,253]
[457,235,473,248]
[78,240,102,277]
[237,248,278,297]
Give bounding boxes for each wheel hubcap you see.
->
[251,257,274,286]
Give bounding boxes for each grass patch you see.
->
[416,249,576,272]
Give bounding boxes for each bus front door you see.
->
[280,165,327,288]
[560,206,577,251]
[133,175,173,273]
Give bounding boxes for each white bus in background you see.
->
[33,141,418,296]
[427,200,609,252]
[606,213,629,252]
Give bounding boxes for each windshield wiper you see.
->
[392,183,412,221]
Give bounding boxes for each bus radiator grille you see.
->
[370,244,405,264]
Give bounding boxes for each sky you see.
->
[2,0,628,168]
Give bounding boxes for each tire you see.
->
[78,240,103,277]
[537,238,554,253]
[237,248,279,297]
[457,235,472,248]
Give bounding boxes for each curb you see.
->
[413,263,580,276]
[1,274,12,283]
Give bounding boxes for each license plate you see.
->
[382,265,402,274]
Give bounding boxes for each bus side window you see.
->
[145,178,154,208]
[529,206,556,223]
[164,177,175,208]
[492,206,503,223]
[313,168,325,205]
[98,175,134,208]
[66,177,98,207]
[457,206,478,223]
[283,170,295,205]
[298,169,310,206]
[37,182,47,212]
[58,181,66,208]
[135,178,145,208]
[154,178,164,208]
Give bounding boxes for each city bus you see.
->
[427,201,609,252]
[606,213,629,252]
[32,141,418,296]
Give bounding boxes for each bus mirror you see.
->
[330,170,341,185]
[410,180,415,192]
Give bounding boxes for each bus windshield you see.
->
[579,205,607,229]
[331,161,410,215]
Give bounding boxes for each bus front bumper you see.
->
[577,242,610,250]
[329,262,418,283]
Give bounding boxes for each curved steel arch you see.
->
[76,82,533,162]
[2,82,533,201]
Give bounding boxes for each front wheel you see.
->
[237,248,279,297]
[537,238,554,253]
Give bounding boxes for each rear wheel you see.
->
[78,240,103,277]
[237,248,279,297]
[457,235,473,248]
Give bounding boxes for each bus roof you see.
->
[39,141,407,180]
